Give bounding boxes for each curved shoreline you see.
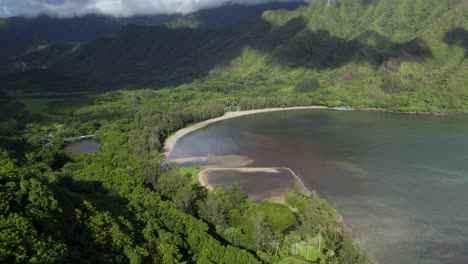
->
[163,106,322,201]
[164,105,427,262]
[164,106,329,156]
[163,105,451,157]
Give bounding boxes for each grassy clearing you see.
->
[16,98,58,118]
[247,201,296,233]
[6,89,97,121]
[295,237,325,262]
[179,166,201,184]
[47,97,95,116]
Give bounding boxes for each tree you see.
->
[0,151,67,263]
[156,167,186,198]
[322,229,367,264]
[51,136,66,150]
[156,167,197,213]
[223,227,243,247]
[251,213,272,250]
[158,236,183,264]
[128,126,162,156]
[223,183,248,212]
[284,231,301,256]
[139,151,164,188]
[198,191,227,226]
[299,202,320,239]
[294,78,320,93]
[172,184,197,214]
[26,148,69,170]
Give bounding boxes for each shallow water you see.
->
[65,140,99,154]
[206,169,296,202]
[170,109,468,264]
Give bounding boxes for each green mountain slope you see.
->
[0,2,305,79]
[1,1,466,263]
[2,0,467,112]
[0,2,304,61]
[257,0,468,111]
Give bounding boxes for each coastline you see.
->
[163,106,328,202]
[198,167,312,203]
[163,105,451,246]
[198,167,282,191]
[163,105,444,203]
[166,105,374,257]
[163,105,451,157]
[164,106,328,156]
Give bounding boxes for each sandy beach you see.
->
[168,155,253,167]
[163,106,329,156]
[165,105,428,202]
[163,105,450,157]
[163,106,337,201]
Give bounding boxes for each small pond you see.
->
[65,140,99,154]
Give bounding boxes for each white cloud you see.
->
[1,0,305,18]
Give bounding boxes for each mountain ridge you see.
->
[0,1,305,75]
[1,0,467,112]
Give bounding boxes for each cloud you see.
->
[1,0,305,18]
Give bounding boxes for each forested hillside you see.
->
[0,87,369,263]
[0,2,304,77]
[0,1,467,262]
[257,0,468,111]
[3,0,466,112]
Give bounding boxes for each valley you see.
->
[0,0,467,263]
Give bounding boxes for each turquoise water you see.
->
[170,110,468,263]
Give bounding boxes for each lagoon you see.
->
[169,109,468,264]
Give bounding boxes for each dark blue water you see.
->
[170,110,468,264]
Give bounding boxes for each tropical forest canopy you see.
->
[1,0,467,112]
[0,0,467,263]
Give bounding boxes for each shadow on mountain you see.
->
[1,17,433,92]
[255,17,432,69]
[444,27,468,57]
[2,24,256,91]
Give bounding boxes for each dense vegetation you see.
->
[2,0,466,112]
[1,0,467,262]
[0,89,368,263]
[0,2,303,77]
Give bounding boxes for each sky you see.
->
[0,0,305,18]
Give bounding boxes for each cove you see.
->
[169,109,468,264]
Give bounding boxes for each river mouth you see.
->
[169,109,468,264]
